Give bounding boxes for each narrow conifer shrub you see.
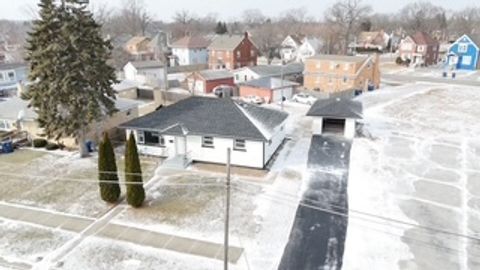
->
[98,133,121,203]
[125,132,145,208]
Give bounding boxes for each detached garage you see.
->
[239,77,299,103]
[186,70,234,94]
[307,98,363,139]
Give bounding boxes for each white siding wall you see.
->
[264,123,287,165]
[233,69,259,83]
[123,63,165,85]
[344,119,356,139]
[188,135,265,168]
[172,48,208,66]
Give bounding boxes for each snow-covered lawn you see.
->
[344,83,480,270]
[0,149,159,218]
[0,218,75,266]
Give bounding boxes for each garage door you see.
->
[322,118,346,134]
[188,79,205,93]
[273,86,294,102]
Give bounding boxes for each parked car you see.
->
[292,93,317,105]
[242,95,265,104]
[213,85,234,98]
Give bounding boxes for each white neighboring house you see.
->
[233,63,304,84]
[123,61,166,87]
[120,96,289,169]
[280,35,304,62]
[297,37,322,63]
[0,96,36,131]
[307,98,363,139]
[170,36,210,66]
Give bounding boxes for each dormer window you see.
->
[459,44,468,53]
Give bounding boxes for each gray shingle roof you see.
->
[130,61,164,69]
[243,63,304,77]
[307,55,368,63]
[198,70,233,80]
[119,96,288,141]
[307,98,363,119]
[241,77,299,89]
[207,35,245,50]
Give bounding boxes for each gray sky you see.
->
[2,0,478,21]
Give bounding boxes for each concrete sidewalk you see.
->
[0,202,243,264]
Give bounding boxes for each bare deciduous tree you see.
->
[325,0,372,54]
[399,1,445,34]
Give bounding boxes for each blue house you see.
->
[447,35,480,71]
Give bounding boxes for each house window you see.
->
[343,76,348,84]
[7,71,15,81]
[459,44,468,53]
[0,73,3,81]
[202,136,214,148]
[251,50,255,57]
[235,74,240,81]
[142,131,165,147]
[462,56,472,65]
[137,131,145,144]
[236,51,241,58]
[234,139,246,151]
[417,46,425,52]
[344,63,350,71]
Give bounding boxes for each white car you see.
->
[242,95,265,104]
[292,93,317,105]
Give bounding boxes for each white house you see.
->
[123,61,166,87]
[280,35,304,62]
[307,98,363,139]
[120,96,289,169]
[233,63,304,84]
[170,36,210,66]
[297,37,322,63]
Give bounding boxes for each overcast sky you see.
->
[2,0,478,21]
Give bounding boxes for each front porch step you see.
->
[161,154,192,169]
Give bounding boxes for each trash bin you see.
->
[1,141,14,154]
[452,72,456,79]
[85,141,95,153]
[442,72,447,78]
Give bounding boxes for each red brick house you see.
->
[186,70,234,93]
[239,77,299,103]
[399,32,439,66]
[208,33,259,70]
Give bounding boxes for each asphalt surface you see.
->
[382,74,480,87]
[279,135,352,270]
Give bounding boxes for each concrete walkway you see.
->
[0,202,243,268]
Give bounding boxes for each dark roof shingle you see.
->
[120,96,288,141]
[171,36,210,49]
[307,98,363,119]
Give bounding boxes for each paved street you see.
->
[279,135,352,270]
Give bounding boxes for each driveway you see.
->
[279,135,352,270]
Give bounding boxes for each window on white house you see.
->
[234,139,246,151]
[459,44,468,53]
[202,136,214,148]
[137,131,145,144]
[0,73,4,81]
[235,74,240,81]
[142,131,165,147]
[7,71,15,81]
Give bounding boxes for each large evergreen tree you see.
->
[98,132,121,203]
[24,0,117,157]
[125,132,145,208]
[215,21,228,35]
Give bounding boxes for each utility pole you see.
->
[224,148,231,270]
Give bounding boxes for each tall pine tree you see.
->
[125,132,145,208]
[98,132,121,203]
[24,0,117,157]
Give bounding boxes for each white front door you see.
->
[175,137,186,155]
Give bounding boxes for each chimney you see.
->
[244,32,248,39]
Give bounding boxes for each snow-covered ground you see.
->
[344,83,480,270]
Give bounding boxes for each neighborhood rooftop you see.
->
[197,69,233,80]
[207,34,245,50]
[0,62,26,70]
[243,63,304,77]
[130,60,164,69]
[171,36,210,48]
[120,96,288,141]
[241,77,299,89]
[307,98,363,119]
[307,54,369,62]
